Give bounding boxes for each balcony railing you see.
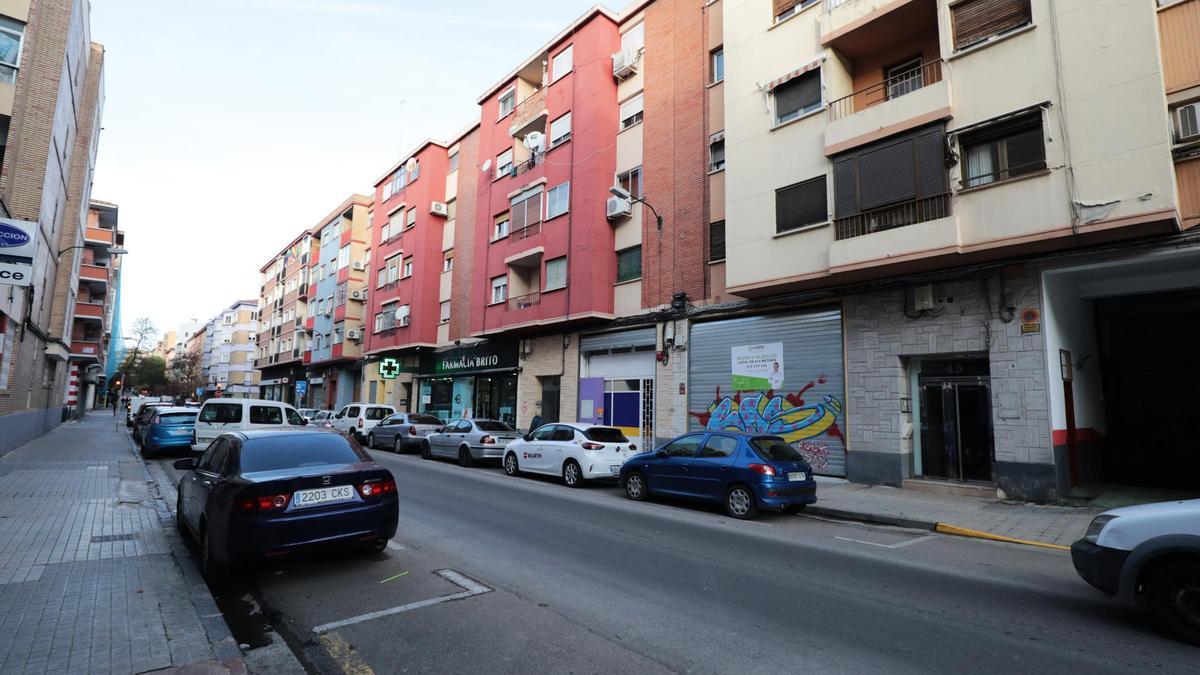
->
[508,292,540,310]
[822,0,852,10]
[511,222,541,241]
[509,88,546,135]
[513,151,544,177]
[826,60,942,122]
[834,193,951,240]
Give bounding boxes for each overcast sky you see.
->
[91,0,603,341]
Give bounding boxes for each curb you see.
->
[807,505,1071,551]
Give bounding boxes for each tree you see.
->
[168,349,202,397]
[116,317,158,395]
[132,356,168,391]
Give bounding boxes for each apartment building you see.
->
[716,0,1196,501]
[303,195,371,410]
[68,199,122,411]
[256,230,315,404]
[200,301,259,398]
[0,0,107,452]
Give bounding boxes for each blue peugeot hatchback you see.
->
[618,432,817,519]
[140,407,199,458]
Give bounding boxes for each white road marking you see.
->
[386,541,406,551]
[311,569,493,634]
[834,534,938,549]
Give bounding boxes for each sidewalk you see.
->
[809,479,1104,548]
[0,413,242,675]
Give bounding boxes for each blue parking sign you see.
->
[295,380,308,397]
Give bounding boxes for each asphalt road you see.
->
[151,447,1198,674]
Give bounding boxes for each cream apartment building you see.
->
[201,300,259,399]
[720,0,1197,501]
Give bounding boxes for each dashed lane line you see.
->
[311,569,493,634]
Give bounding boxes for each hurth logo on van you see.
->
[0,223,31,248]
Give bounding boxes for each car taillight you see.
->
[581,442,603,450]
[237,494,289,512]
[409,426,417,436]
[749,463,777,477]
[358,479,396,498]
[480,435,496,445]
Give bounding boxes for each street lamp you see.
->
[609,185,663,230]
[57,244,128,257]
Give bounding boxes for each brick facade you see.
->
[515,333,579,432]
[448,126,479,343]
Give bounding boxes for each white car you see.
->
[191,398,308,451]
[1072,499,1200,645]
[331,402,397,442]
[502,423,637,487]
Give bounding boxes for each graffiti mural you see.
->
[689,378,845,472]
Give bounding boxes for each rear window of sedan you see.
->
[475,421,515,432]
[239,435,367,473]
[157,413,197,425]
[409,414,442,425]
[749,438,805,461]
[365,407,392,420]
[584,427,628,443]
[200,403,242,423]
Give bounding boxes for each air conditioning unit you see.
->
[350,289,367,301]
[429,201,449,217]
[346,329,362,341]
[351,261,366,271]
[612,47,640,79]
[323,307,332,316]
[606,196,632,221]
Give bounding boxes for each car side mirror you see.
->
[301,418,309,426]
[655,450,668,459]
[523,433,532,442]
[173,457,197,470]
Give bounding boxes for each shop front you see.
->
[416,340,519,427]
[577,327,657,452]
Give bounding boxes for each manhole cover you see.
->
[90,534,138,544]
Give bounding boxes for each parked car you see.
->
[298,408,322,421]
[139,407,199,458]
[503,423,636,487]
[132,401,174,440]
[422,419,521,466]
[1071,499,1200,645]
[126,395,172,426]
[174,429,398,578]
[312,410,335,427]
[618,432,817,520]
[366,413,444,453]
[330,403,397,442]
[191,398,308,451]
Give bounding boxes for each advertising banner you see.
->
[731,343,784,391]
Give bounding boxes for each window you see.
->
[240,434,364,473]
[494,213,511,240]
[663,433,703,457]
[406,207,416,229]
[960,112,1045,188]
[447,152,459,174]
[711,48,724,83]
[439,301,451,324]
[773,0,818,23]
[616,246,642,283]
[832,125,949,226]
[0,17,24,84]
[387,209,404,238]
[776,176,828,233]
[496,148,514,178]
[386,255,400,283]
[621,22,644,54]
[443,255,453,272]
[200,403,242,423]
[699,435,738,458]
[338,245,351,269]
[509,187,543,232]
[951,0,1032,51]
[446,199,457,221]
[709,220,725,262]
[250,405,284,424]
[709,134,725,172]
[498,89,516,118]
[551,45,573,82]
[402,256,413,278]
[616,166,643,199]
[491,275,508,304]
[774,69,821,125]
[620,93,644,130]
[546,182,570,219]
[376,267,387,288]
[375,309,396,332]
[885,57,924,100]
[220,353,231,363]
[382,182,393,201]
[550,112,572,146]
[1172,102,1199,144]
[544,257,567,291]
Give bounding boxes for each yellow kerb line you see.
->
[935,523,1071,551]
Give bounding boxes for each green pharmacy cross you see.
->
[379,358,401,380]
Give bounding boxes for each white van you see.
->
[330,402,397,442]
[190,398,308,451]
[126,395,173,426]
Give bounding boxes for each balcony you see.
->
[829,194,957,272]
[70,340,101,360]
[302,351,312,365]
[508,292,541,311]
[820,0,931,46]
[509,87,547,139]
[79,263,110,285]
[482,287,570,333]
[825,62,949,155]
[304,316,315,330]
[834,193,950,240]
[84,226,113,246]
[74,302,105,320]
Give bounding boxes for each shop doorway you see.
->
[918,359,994,483]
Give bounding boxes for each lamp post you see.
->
[609,185,663,230]
[57,245,128,257]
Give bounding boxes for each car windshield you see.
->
[158,413,197,425]
[239,435,367,473]
[584,427,628,443]
[749,438,805,462]
[409,414,442,425]
[365,407,392,420]
[475,421,514,432]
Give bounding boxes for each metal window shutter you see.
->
[916,127,947,197]
[687,308,848,476]
[773,0,800,17]
[775,71,820,118]
[858,138,916,210]
[833,156,859,218]
[777,177,827,231]
[581,328,657,353]
[709,220,726,261]
[952,0,1031,50]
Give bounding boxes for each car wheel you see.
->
[562,459,582,488]
[624,471,648,501]
[175,493,188,538]
[782,504,807,515]
[367,433,376,449]
[1148,561,1200,646]
[458,446,474,468]
[200,526,226,584]
[394,437,403,454]
[725,485,758,520]
[421,441,432,460]
[504,452,520,476]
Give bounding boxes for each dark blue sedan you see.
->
[618,432,817,519]
[174,430,398,579]
[139,407,198,458]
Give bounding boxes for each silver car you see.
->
[366,413,444,453]
[423,419,521,466]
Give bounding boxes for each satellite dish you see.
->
[481,159,492,173]
[524,131,545,152]
[394,306,410,320]
[405,157,418,173]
